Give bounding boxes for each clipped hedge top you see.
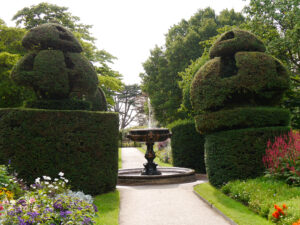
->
[209,30,265,58]
[22,23,82,52]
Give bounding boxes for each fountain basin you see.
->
[127,128,171,142]
[118,167,196,185]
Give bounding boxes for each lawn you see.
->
[194,183,274,225]
[93,190,120,225]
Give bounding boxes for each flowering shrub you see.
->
[271,204,287,221]
[0,165,23,199]
[0,172,98,224]
[262,130,300,186]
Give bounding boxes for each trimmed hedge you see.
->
[204,126,290,187]
[169,120,205,173]
[191,52,290,113]
[25,99,91,110]
[0,108,118,195]
[195,107,290,134]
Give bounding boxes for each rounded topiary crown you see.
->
[22,23,82,52]
[191,30,290,114]
[11,23,107,111]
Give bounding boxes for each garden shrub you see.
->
[263,131,300,186]
[169,119,205,173]
[0,108,119,195]
[205,127,290,186]
[11,23,107,111]
[25,98,91,110]
[190,30,290,186]
[221,177,300,224]
[195,107,290,134]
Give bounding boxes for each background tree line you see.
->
[140,0,299,129]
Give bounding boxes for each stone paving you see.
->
[118,147,231,225]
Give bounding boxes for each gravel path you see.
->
[118,147,231,225]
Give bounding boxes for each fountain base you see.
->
[118,167,196,186]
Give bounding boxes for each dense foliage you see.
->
[191,30,291,187]
[140,8,245,125]
[11,23,107,111]
[0,109,119,195]
[169,120,205,173]
[263,131,300,186]
[221,177,300,225]
[243,0,300,128]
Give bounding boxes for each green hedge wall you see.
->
[25,99,91,110]
[0,108,118,195]
[205,126,290,187]
[195,107,290,134]
[169,120,206,173]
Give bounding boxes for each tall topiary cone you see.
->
[11,23,107,111]
[191,30,291,187]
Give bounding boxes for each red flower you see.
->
[272,211,280,219]
[282,204,287,209]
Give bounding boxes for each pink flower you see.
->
[29,198,36,204]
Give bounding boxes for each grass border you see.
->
[93,190,120,225]
[194,183,274,225]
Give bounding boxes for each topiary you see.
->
[190,30,291,187]
[11,23,107,111]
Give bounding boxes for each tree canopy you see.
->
[140,8,245,126]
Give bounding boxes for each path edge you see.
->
[193,185,237,225]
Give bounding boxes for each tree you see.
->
[113,84,145,129]
[0,23,35,107]
[243,0,300,128]
[140,8,245,125]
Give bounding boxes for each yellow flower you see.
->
[5,191,13,200]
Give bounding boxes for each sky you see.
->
[0,0,249,85]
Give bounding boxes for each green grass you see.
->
[93,190,120,225]
[194,183,274,225]
[136,147,173,167]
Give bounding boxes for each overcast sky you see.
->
[0,0,249,84]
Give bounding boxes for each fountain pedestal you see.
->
[143,142,161,175]
[127,128,171,175]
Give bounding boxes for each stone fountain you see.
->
[118,127,196,185]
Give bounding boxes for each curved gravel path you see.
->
[118,147,231,225]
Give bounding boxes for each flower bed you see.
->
[0,166,98,224]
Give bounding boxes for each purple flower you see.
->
[82,217,91,224]
[60,210,72,218]
[17,199,27,206]
[92,203,98,212]
[27,211,39,218]
[53,200,64,211]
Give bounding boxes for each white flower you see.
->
[48,184,54,188]
[43,176,51,180]
[54,178,58,181]
[44,181,49,185]
[64,179,69,183]
[35,177,40,183]
[58,172,64,177]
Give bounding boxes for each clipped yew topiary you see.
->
[11,23,107,111]
[0,23,117,195]
[169,120,205,173]
[191,30,290,187]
